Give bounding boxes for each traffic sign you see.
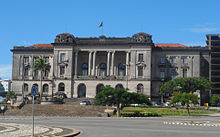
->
[31,86,38,96]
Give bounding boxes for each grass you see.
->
[121,107,219,116]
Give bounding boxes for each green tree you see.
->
[210,96,220,106]
[33,57,51,99]
[94,85,151,117]
[170,92,199,116]
[6,91,17,102]
[160,77,212,94]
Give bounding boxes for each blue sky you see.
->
[0,0,220,79]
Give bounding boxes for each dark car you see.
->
[80,100,91,106]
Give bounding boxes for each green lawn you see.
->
[121,107,219,116]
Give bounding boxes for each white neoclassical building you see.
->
[11,32,211,102]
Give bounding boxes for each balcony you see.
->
[181,63,189,68]
[170,63,178,68]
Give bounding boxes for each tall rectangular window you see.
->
[138,54,143,62]
[183,69,187,78]
[44,70,49,77]
[160,71,165,81]
[171,70,177,79]
[34,70,38,77]
[24,57,29,64]
[60,53,66,62]
[60,66,65,76]
[24,68,29,76]
[138,66,143,77]
[160,57,165,64]
[170,57,176,64]
[44,57,49,64]
[181,56,187,64]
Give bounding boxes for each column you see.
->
[126,51,129,76]
[74,51,78,78]
[92,51,96,76]
[21,56,24,79]
[29,56,33,79]
[110,51,115,75]
[88,51,92,76]
[107,51,111,76]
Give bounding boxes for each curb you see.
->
[58,128,81,137]
[164,121,220,127]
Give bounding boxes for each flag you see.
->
[98,21,103,28]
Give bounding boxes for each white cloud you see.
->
[0,64,12,80]
[189,28,219,33]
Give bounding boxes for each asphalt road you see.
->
[1,116,220,137]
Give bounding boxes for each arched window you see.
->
[24,83,28,92]
[96,84,104,94]
[118,63,125,77]
[58,83,65,91]
[137,84,144,93]
[115,84,123,89]
[78,83,86,98]
[82,63,88,76]
[43,84,49,93]
[99,63,107,77]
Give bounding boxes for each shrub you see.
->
[210,96,220,106]
[121,111,161,117]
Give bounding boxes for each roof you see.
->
[29,43,187,48]
[154,43,187,47]
[29,44,53,48]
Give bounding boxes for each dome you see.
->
[132,32,153,43]
[54,33,75,43]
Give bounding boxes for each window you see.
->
[138,66,143,77]
[58,83,65,91]
[44,70,49,77]
[181,56,187,64]
[183,69,187,78]
[160,71,165,81]
[24,57,29,64]
[44,57,49,64]
[170,57,176,64]
[24,84,28,92]
[137,84,144,93]
[96,84,104,94]
[171,70,177,79]
[99,63,107,77]
[82,63,88,76]
[138,54,143,62]
[115,84,123,89]
[118,63,125,77]
[60,66,65,76]
[60,53,66,62]
[43,84,49,93]
[160,57,165,64]
[24,68,29,76]
[34,70,38,77]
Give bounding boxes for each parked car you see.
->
[80,100,91,106]
[154,101,163,106]
[164,100,171,106]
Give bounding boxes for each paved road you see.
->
[1,116,220,137]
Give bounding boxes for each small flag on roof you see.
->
[98,21,103,28]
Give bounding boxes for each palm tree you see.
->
[33,57,51,99]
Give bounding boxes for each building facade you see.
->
[0,80,11,92]
[11,32,213,102]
